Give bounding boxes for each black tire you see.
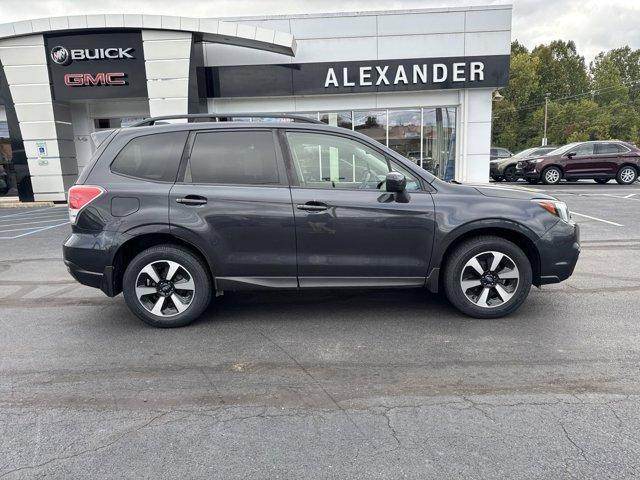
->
[443,236,532,319]
[122,244,212,328]
[503,166,518,182]
[594,178,610,184]
[541,166,562,185]
[491,176,503,182]
[616,165,638,185]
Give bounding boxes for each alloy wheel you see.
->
[620,167,636,184]
[460,251,520,308]
[544,168,560,184]
[135,260,195,317]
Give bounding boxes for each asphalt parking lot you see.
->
[1,181,640,479]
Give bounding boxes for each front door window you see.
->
[285,131,420,191]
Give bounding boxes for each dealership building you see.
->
[0,5,511,202]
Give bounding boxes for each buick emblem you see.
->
[50,46,71,66]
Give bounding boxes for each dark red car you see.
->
[516,140,640,185]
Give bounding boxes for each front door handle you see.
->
[176,195,207,206]
[296,201,328,212]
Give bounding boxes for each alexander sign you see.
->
[204,55,509,98]
[45,31,147,101]
[324,61,487,88]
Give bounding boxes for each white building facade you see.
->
[0,6,511,202]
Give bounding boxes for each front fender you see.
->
[429,218,542,270]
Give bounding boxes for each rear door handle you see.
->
[176,195,208,206]
[296,201,328,212]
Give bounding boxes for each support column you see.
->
[458,88,493,183]
[142,30,194,119]
[0,34,77,201]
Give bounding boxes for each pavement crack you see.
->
[462,396,495,422]
[0,410,173,478]
[257,331,368,442]
[559,421,589,464]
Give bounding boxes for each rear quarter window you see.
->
[110,131,188,182]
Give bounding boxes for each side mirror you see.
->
[385,171,406,193]
[567,151,577,158]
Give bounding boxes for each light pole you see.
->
[542,93,550,146]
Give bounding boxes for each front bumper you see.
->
[535,220,580,285]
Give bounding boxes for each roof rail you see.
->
[129,113,323,127]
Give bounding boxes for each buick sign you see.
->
[50,46,71,66]
[50,46,134,65]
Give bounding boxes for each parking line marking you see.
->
[571,212,623,227]
[0,218,71,228]
[0,213,69,223]
[0,211,68,221]
[0,224,65,233]
[0,207,59,218]
[0,222,69,240]
[624,194,637,198]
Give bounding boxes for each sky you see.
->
[1,0,639,61]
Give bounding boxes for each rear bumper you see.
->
[63,230,120,296]
[64,259,115,296]
[535,220,580,285]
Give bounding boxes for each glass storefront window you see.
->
[388,109,421,164]
[319,111,352,130]
[265,106,457,181]
[422,107,456,181]
[354,110,386,145]
[0,130,13,196]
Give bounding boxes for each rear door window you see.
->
[596,143,628,154]
[111,131,188,182]
[185,131,280,185]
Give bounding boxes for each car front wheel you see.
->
[443,236,532,319]
[616,166,638,185]
[122,245,212,327]
[503,166,518,182]
[541,166,562,185]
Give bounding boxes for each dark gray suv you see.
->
[63,114,580,327]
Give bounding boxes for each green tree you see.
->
[492,40,640,151]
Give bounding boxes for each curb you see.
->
[0,201,57,208]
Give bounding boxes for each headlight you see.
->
[533,158,546,163]
[532,199,571,222]
[490,159,501,164]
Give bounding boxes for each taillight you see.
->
[68,185,104,224]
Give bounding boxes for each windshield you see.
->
[511,147,537,159]
[545,142,580,156]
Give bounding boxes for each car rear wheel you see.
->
[594,178,610,184]
[503,166,518,182]
[541,166,562,185]
[443,236,532,319]
[616,166,637,185]
[122,245,212,328]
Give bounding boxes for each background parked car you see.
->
[490,147,513,161]
[490,145,557,182]
[516,140,640,185]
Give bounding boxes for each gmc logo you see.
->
[64,72,127,86]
